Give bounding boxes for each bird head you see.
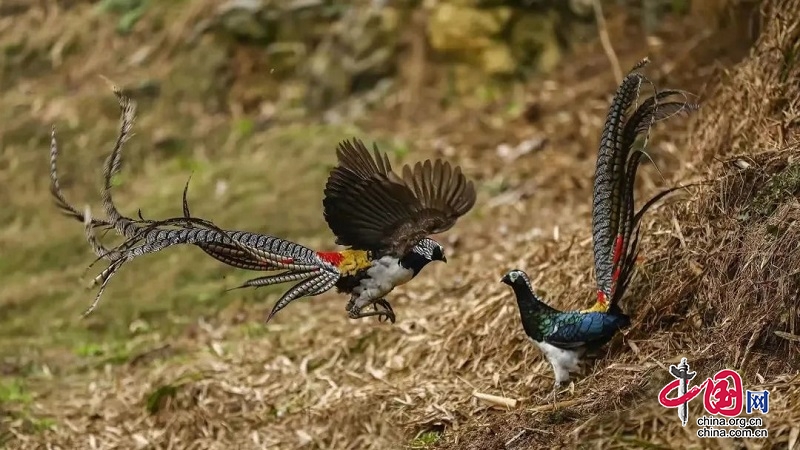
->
[413,237,447,263]
[402,238,446,275]
[501,269,544,306]
[501,269,530,287]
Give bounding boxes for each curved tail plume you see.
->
[591,58,699,311]
[49,126,111,231]
[50,87,333,318]
[48,87,276,273]
[49,85,156,240]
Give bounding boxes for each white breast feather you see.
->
[533,339,585,385]
[352,256,414,301]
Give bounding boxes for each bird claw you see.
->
[543,381,565,407]
[347,299,396,324]
[545,387,558,404]
[543,380,574,408]
[374,299,395,323]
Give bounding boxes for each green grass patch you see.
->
[750,162,800,218]
[409,430,442,448]
[0,378,31,404]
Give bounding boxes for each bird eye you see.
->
[509,272,518,281]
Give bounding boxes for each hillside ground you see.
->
[1,1,797,449]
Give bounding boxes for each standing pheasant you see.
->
[502,58,698,394]
[501,269,630,389]
[50,87,477,323]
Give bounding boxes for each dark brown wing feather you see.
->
[333,138,398,181]
[323,139,477,256]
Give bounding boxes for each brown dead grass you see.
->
[3,1,799,450]
[439,1,800,448]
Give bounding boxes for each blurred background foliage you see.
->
[0,0,746,120]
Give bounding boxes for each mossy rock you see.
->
[213,0,278,44]
[480,43,517,74]
[428,4,512,53]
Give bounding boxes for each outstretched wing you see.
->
[323,139,477,256]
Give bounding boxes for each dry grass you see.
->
[438,0,800,448]
[2,1,799,449]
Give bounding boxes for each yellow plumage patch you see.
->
[580,302,610,314]
[337,249,372,276]
[580,291,611,313]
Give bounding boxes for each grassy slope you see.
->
[0,0,374,435]
[4,1,793,450]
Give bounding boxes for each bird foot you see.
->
[544,385,559,406]
[347,299,396,324]
[543,381,575,408]
[543,380,569,407]
[374,299,395,323]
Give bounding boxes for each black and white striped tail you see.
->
[51,87,344,320]
[591,58,699,307]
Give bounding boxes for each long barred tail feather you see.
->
[591,57,700,310]
[50,126,111,230]
[100,85,143,239]
[609,111,699,305]
[79,184,331,305]
[51,87,297,276]
[81,205,131,316]
[83,257,125,317]
[592,60,648,301]
[180,174,287,271]
[87,221,274,285]
[227,269,320,292]
[81,211,336,315]
[265,271,339,322]
[54,87,341,318]
[49,88,162,269]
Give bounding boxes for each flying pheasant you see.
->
[50,87,477,323]
[503,58,698,394]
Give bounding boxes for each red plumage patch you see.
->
[612,234,624,265]
[597,290,609,306]
[317,251,344,266]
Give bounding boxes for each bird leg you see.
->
[347,306,396,323]
[346,297,396,323]
[543,379,575,409]
[545,381,561,406]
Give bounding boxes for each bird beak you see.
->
[441,255,447,263]
[500,274,510,284]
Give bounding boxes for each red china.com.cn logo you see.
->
[657,358,769,428]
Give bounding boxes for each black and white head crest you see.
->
[504,269,534,291]
[412,237,444,261]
